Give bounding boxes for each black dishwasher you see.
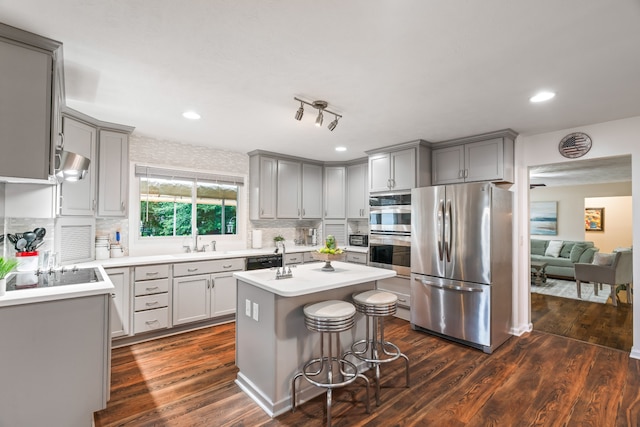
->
[245,254,283,270]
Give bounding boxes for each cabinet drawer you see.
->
[346,252,367,264]
[134,307,169,334]
[303,252,322,263]
[173,258,244,277]
[384,289,411,309]
[134,264,169,281]
[284,253,303,265]
[134,293,169,312]
[134,278,169,296]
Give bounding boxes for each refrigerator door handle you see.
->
[416,277,483,293]
[444,199,452,262]
[437,199,444,261]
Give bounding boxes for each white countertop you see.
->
[0,265,114,308]
[78,245,368,269]
[233,261,395,297]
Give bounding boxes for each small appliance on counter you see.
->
[348,234,368,247]
[95,235,110,260]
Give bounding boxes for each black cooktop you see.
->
[6,267,102,291]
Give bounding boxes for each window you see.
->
[136,165,242,238]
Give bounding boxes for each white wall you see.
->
[529,182,632,243]
[515,115,640,359]
[584,195,633,252]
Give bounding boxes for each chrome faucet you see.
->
[211,240,217,251]
[275,241,292,280]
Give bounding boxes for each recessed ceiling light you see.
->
[335,146,347,152]
[182,111,201,120]
[529,91,556,103]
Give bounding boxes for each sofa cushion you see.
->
[570,243,590,262]
[531,239,548,256]
[593,252,615,266]
[545,240,563,258]
[559,242,574,258]
[579,247,599,263]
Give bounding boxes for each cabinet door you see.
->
[301,163,323,218]
[324,166,346,219]
[277,159,301,218]
[60,116,97,216]
[0,39,53,181]
[105,267,131,338]
[98,130,129,217]
[173,274,210,325]
[390,148,416,190]
[368,154,391,192]
[258,157,277,219]
[432,145,465,185]
[347,162,368,219]
[465,138,504,182]
[211,272,236,317]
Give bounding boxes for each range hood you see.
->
[55,150,90,182]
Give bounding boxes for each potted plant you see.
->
[0,257,18,296]
[273,235,285,245]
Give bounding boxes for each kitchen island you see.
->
[233,261,396,417]
[0,266,114,427]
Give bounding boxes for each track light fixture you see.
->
[294,97,342,131]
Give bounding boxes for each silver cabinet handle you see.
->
[146,272,159,276]
[188,268,198,272]
[145,319,160,325]
[121,201,126,211]
[145,286,159,292]
[145,301,159,307]
[111,293,116,298]
[222,264,233,269]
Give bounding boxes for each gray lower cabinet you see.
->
[133,264,170,334]
[172,258,244,325]
[105,267,131,338]
[376,276,411,321]
[346,251,367,265]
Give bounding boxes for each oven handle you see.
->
[416,277,482,293]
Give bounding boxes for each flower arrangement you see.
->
[0,257,18,280]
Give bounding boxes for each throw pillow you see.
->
[593,252,615,266]
[530,240,548,256]
[544,240,563,258]
[559,242,574,258]
[579,247,598,263]
[570,243,589,262]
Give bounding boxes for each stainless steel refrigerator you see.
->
[410,182,512,353]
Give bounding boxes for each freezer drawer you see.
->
[410,274,491,348]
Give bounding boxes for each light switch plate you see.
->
[245,299,251,317]
[252,302,259,321]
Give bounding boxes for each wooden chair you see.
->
[575,249,633,306]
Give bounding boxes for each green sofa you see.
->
[530,239,599,279]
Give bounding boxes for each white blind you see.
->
[60,224,93,263]
[134,165,244,186]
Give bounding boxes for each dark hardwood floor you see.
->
[94,317,640,426]
[531,292,633,351]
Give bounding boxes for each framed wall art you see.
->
[530,201,558,235]
[585,207,604,232]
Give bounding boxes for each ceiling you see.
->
[529,155,632,188]
[1,1,640,162]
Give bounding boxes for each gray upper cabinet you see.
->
[249,154,277,220]
[98,129,129,217]
[431,130,517,185]
[59,115,97,216]
[324,166,346,219]
[367,141,431,193]
[346,162,368,219]
[0,25,63,183]
[301,163,323,219]
[277,159,301,219]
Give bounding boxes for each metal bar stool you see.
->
[345,290,410,406]
[291,300,371,427]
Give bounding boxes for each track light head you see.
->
[328,116,339,131]
[315,110,324,127]
[294,102,304,121]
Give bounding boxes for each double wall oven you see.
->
[368,193,411,277]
